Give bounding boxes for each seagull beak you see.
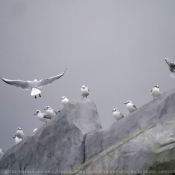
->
[124,102,127,104]
[34,113,36,115]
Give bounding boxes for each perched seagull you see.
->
[13,135,22,144]
[1,68,67,99]
[61,96,69,106]
[80,85,89,98]
[165,58,175,78]
[33,128,37,133]
[44,106,59,119]
[34,110,51,123]
[151,85,161,99]
[124,100,137,113]
[112,108,124,121]
[16,127,24,138]
[0,148,5,157]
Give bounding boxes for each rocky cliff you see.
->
[1,88,175,175]
[0,99,102,175]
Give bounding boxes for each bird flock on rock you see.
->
[0,58,174,157]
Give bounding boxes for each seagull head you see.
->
[82,85,86,89]
[62,96,66,99]
[13,135,17,139]
[44,106,51,110]
[154,85,159,88]
[34,110,40,115]
[124,100,132,104]
[112,108,117,112]
[17,127,22,130]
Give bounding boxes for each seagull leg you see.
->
[35,96,37,99]
[39,94,41,97]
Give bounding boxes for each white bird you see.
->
[112,108,124,121]
[165,58,175,78]
[13,135,22,144]
[151,85,161,99]
[16,127,24,138]
[44,106,59,119]
[124,100,137,113]
[1,68,67,99]
[80,85,89,98]
[33,128,37,133]
[0,148,5,157]
[61,96,69,106]
[34,110,51,123]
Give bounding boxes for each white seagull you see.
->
[0,148,5,157]
[13,135,22,144]
[34,110,51,123]
[165,58,175,78]
[112,108,124,121]
[124,100,137,113]
[16,127,25,138]
[80,85,89,98]
[61,96,69,106]
[1,68,67,99]
[44,106,59,119]
[151,85,161,99]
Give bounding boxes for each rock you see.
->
[71,88,175,174]
[0,99,102,175]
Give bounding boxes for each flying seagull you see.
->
[124,100,137,113]
[151,85,161,99]
[80,85,89,98]
[1,68,67,99]
[112,108,124,121]
[165,58,175,78]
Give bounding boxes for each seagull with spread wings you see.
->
[1,68,67,99]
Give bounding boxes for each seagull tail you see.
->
[170,73,175,78]
[31,88,41,96]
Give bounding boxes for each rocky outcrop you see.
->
[71,88,175,174]
[0,99,102,175]
[2,88,175,175]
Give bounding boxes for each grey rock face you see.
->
[85,88,175,161]
[0,99,102,175]
[70,88,175,174]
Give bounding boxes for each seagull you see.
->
[0,148,5,157]
[61,96,69,106]
[16,127,24,138]
[33,128,37,133]
[151,85,161,99]
[44,106,59,119]
[112,108,124,121]
[124,100,137,113]
[34,110,51,123]
[165,58,175,78]
[1,68,67,99]
[80,85,89,98]
[13,135,22,144]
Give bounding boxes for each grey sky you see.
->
[0,0,175,150]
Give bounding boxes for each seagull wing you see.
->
[36,68,67,88]
[1,78,31,90]
[53,109,58,114]
[133,105,137,109]
[165,58,175,72]
[43,114,51,120]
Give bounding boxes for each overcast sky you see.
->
[1,0,175,150]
